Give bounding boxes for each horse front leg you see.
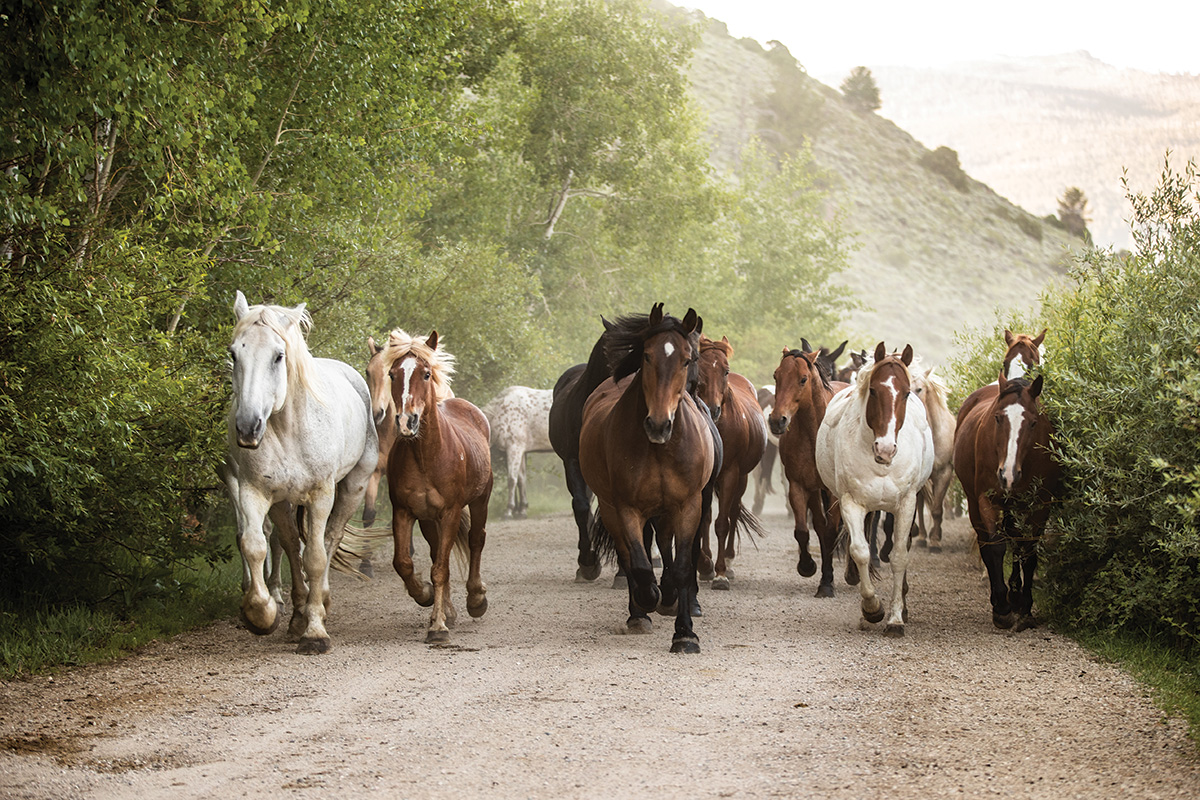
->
[565,459,600,582]
[811,490,839,598]
[972,495,1012,628]
[843,500,885,626]
[669,513,702,654]
[787,480,817,579]
[882,496,918,636]
[606,506,657,633]
[696,489,716,582]
[234,490,279,637]
[295,493,337,654]
[465,490,491,619]
[425,510,462,644]
[928,467,954,552]
[711,471,739,590]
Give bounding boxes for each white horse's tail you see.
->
[333,511,471,579]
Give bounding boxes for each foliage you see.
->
[840,66,881,113]
[1057,186,1093,242]
[759,42,826,154]
[919,146,970,193]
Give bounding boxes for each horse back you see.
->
[722,373,768,473]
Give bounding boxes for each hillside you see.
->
[838,52,1200,253]
[684,16,1082,367]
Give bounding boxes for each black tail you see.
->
[587,509,618,563]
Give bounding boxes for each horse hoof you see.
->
[240,603,280,636]
[797,556,817,578]
[1014,614,1038,632]
[285,613,307,642]
[814,584,835,599]
[862,604,885,624]
[425,629,451,645]
[712,575,731,591]
[468,597,488,618]
[670,636,701,654]
[698,568,716,582]
[612,574,628,590]
[626,616,653,635]
[296,636,331,655]
[883,624,905,637]
[656,601,679,617]
[915,539,927,548]
[575,562,602,582]
[928,546,942,554]
[634,583,661,613]
[993,612,1017,629]
[724,566,735,580]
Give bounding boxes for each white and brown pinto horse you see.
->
[816,343,934,635]
[223,292,378,654]
[481,386,555,519]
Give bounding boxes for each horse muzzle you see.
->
[769,415,788,436]
[997,467,1021,493]
[873,440,897,465]
[644,415,674,444]
[707,403,722,422]
[235,416,265,449]
[396,411,421,437]
[372,407,387,427]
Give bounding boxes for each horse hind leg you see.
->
[565,460,601,582]
[465,494,490,620]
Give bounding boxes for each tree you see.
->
[1057,187,1093,242]
[840,66,881,113]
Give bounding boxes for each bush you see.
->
[919,146,969,192]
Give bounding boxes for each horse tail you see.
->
[728,499,766,552]
[332,521,390,580]
[452,509,472,573]
[587,510,617,562]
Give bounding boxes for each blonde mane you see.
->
[232,302,323,401]
[382,328,456,403]
[912,362,950,409]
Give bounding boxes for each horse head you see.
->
[769,346,824,436]
[228,290,312,449]
[608,303,699,444]
[384,329,455,439]
[993,372,1046,492]
[864,342,915,465]
[696,335,733,422]
[365,336,392,427]
[1003,328,1047,380]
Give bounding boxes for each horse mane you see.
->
[913,363,950,408]
[232,302,324,402]
[381,328,456,403]
[607,311,695,382]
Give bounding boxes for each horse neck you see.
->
[577,335,612,397]
[796,373,830,426]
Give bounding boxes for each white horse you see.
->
[223,291,378,654]
[481,386,554,518]
[816,343,934,636]
[909,362,957,552]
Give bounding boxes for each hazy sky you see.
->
[685,1,1200,77]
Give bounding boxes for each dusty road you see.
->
[2,505,1198,799]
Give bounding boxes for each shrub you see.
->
[919,146,969,192]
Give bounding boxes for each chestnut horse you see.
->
[769,347,849,597]
[954,372,1059,630]
[383,329,492,644]
[580,304,715,653]
[694,335,767,588]
[816,343,934,635]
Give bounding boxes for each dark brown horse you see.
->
[580,304,715,653]
[383,329,492,644]
[694,335,767,588]
[954,372,1059,631]
[769,347,849,597]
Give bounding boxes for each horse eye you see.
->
[274,352,284,364]
[424,371,432,380]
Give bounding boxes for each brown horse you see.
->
[363,337,400,529]
[383,329,492,644]
[954,372,1059,631]
[955,328,1047,450]
[694,335,767,589]
[769,347,849,597]
[580,304,715,653]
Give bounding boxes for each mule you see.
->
[382,329,492,644]
[580,304,715,653]
[954,372,1059,630]
[694,335,767,588]
[481,386,555,519]
[769,346,849,597]
[223,291,378,654]
[816,343,935,635]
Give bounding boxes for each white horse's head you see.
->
[861,342,915,466]
[228,290,315,448]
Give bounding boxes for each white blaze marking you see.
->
[663,341,675,358]
[1005,356,1031,381]
[400,357,417,411]
[877,375,899,446]
[1000,404,1024,485]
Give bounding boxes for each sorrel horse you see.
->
[223,291,378,654]
[909,362,957,552]
[481,386,555,519]
[580,304,715,653]
[694,335,767,588]
[382,329,492,644]
[816,343,934,635]
[769,346,849,597]
[954,372,1059,630]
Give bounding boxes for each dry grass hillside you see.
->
[685,16,1083,367]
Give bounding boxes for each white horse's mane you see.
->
[382,328,456,403]
[232,302,324,402]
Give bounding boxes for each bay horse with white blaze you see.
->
[223,291,378,654]
[954,372,1059,630]
[816,343,934,635]
[580,304,715,653]
[383,330,492,644]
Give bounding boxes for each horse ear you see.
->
[682,307,698,334]
[782,347,791,357]
[1033,328,1048,347]
[426,330,439,350]
[873,342,887,363]
[901,344,913,366]
[234,290,249,320]
[601,315,615,332]
[722,336,730,345]
[694,313,703,336]
[649,303,664,326]
[801,337,812,353]
[1029,374,1044,398]
[368,336,380,355]
[830,340,847,361]
[997,371,1008,391]
[1004,329,1015,346]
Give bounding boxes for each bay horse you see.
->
[382,329,492,644]
[480,386,555,519]
[223,291,378,654]
[580,303,715,653]
[816,343,934,635]
[769,346,849,597]
[954,372,1059,630]
[909,362,957,552]
[694,335,767,588]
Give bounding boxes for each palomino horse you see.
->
[580,304,715,653]
[382,330,492,644]
[954,372,1059,630]
[223,291,378,654]
[909,362,957,552]
[363,337,400,530]
[694,335,767,588]
[481,386,555,519]
[769,347,849,597]
[816,343,934,635]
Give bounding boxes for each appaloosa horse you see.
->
[694,335,767,589]
[481,386,555,519]
[954,372,1059,630]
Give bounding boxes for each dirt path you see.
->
[2,508,1198,799]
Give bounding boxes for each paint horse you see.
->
[481,386,555,519]
[694,335,767,588]
[816,343,934,635]
[382,330,492,644]
[909,362,957,552]
[769,346,849,597]
[223,291,378,654]
[580,304,715,653]
[955,373,1059,631]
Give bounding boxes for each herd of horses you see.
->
[223,292,1058,654]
